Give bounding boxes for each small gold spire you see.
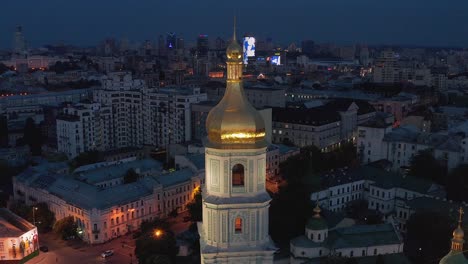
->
[451,207,465,252]
[313,202,321,218]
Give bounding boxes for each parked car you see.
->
[101,250,114,258]
[39,246,48,252]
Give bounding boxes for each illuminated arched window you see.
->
[235,218,242,233]
[232,164,244,186]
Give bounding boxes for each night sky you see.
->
[1,0,468,48]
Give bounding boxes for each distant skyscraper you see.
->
[176,37,184,50]
[158,35,166,56]
[301,40,315,56]
[359,45,370,66]
[215,37,226,50]
[166,32,177,50]
[13,25,26,54]
[197,34,209,57]
[120,37,129,53]
[373,50,399,84]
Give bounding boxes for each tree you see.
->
[408,149,446,184]
[187,187,202,222]
[53,216,77,240]
[404,211,453,264]
[0,116,7,147]
[10,202,55,232]
[135,220,178,264]
[446,164,468,201]
[375,254,385,264]
[22,118,43,156]
[143,254,172,264]
[32,203,55,232]
[123,168,139,184]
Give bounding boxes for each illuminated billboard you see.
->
[271,55,281,65]
[243,37,256,64]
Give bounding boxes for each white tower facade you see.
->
[198,22,275,264]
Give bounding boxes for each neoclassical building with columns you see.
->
[198,23,276,263]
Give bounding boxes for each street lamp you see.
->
[154,229,163,238]
[32,207,38,226]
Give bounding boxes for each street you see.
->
[27,233,136,264]
[27,213,193,264]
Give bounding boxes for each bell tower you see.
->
[198,19,275,264]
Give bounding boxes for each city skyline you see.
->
[1,0,468,49]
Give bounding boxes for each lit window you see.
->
[235,218,242,233]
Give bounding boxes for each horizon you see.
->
[1,0,468,49]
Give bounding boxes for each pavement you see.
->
[27,232,137,264]
[26,213,192,264]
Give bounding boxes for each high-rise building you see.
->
[93,72,146,149]
[372,50,400,84]
[158,35,166,56]
[301,40,315,56]
[13,25,26,54]
[197,34,209,57]
[198,25,275,263]
[176,37,184,50]
[92,72,207,150]
[57,102,112,159]
[166,32,177,50]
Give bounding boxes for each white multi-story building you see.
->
[13,157,204,244]
[357,113,395,164]
[92,72,207,150]
[145,86,207,147]
[310,166,445,220]
[358,118,468,171]
[272,100,376,150]
[57,102,112,158]
[93,72,146,149]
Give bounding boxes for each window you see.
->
[350,251,354,257]
[374,248,377,255]
[0,242,4,252]
[232,164,245,186]
[318,233,321,240]
[235,218,242,233]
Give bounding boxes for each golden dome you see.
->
[226,41,242,62]
[205,20,267,149]
[454,227,465,239]
[206,81,266,149]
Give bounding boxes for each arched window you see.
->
[235,218,242,233]
[232,164,245,186]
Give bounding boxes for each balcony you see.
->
[92,229,100,234]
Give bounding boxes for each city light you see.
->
[154,229,163,238]
[220,132,266,140]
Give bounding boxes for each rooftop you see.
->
[0,208,36,238]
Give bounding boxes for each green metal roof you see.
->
[306,217,328,230]
[439,251,468,264]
